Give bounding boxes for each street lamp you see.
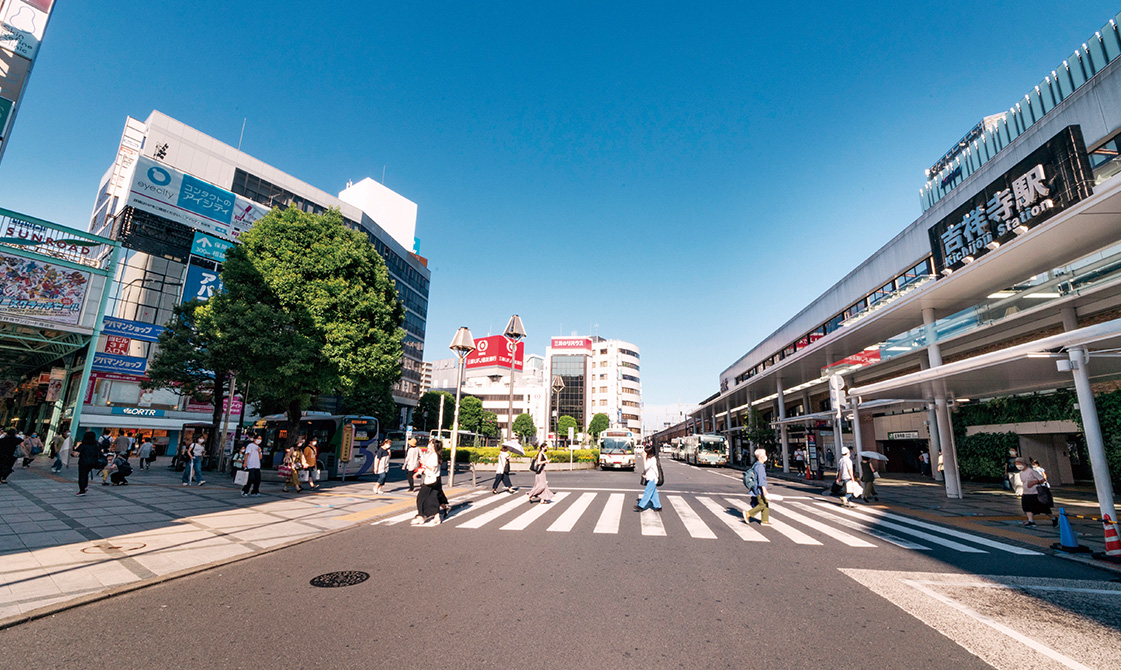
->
[551,374,564,447]
[503,314,526,441]
[448,326,475,487]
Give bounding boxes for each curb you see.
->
[0,487,481,631]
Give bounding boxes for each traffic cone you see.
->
[1103,515,1121,557]
[1051,508,1090,553]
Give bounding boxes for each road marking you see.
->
[366,490,483,524]
[695,496,767,542]
[437,490,509,522]
[815,503,986,553]
[593,493,626,534]
[771,505,876,547]
[790,502,930,550]
[501,492,571,530]
[454,495,527,528]
[726,498,821,545]
[639,507,666,536]
[847,506,1043,556]
[547,492,597,532]
[666,496,717,539]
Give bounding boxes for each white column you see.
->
[851,398,864,479]
[924,307,962,499]
[777,378,789,473]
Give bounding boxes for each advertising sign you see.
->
[550,337,592,351]
[0,249,89,326]
[0,48,30,105]
[191,231,235,262]
[126,156,269,242]
[44,365,63,401]
[1,212,105,265]
[111,406,165,418]
[104,335,130,355]
[0,0,52,59]
[928,126,1094,275]
[185,395,243,414]
[464,335,524,371]
[340,423,355,463]
[182,262,224,304]
[102,317,165,342]
[91,352,147,376]
[821,350,881,376]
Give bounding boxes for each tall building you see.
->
[81,111,430,451]
[545,336,642,438]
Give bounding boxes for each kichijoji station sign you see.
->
[928,125,1095,275]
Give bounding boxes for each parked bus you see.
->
[670,437,685,460]
[680,434,729,467]
[597,429,637,470]
[254,412,379,479]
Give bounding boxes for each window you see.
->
[600,386,607,393]
[619,348,639,359]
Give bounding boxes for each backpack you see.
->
[743,466,758,491]
[116,458,132,476]
[655,458,664,486]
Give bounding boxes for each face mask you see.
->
[1015,464,1025,471]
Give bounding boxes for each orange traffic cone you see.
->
[1104,515,1121,557]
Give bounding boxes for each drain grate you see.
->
[310,571,370,588]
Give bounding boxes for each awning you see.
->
[77,415,193,430]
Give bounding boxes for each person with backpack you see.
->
[742,448,772,525]
[634,444,663,512]
[108,451,132,485]
[525,443,554,504]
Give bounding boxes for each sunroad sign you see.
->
[928,126,1094,275]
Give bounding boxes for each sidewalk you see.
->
[768,467,1118,556]
[0,457,463,626]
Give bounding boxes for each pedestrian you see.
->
[137,436,154,470]
[108,451,132,485]
[51,430,71,472]
[281,444,303,493]
[429,438,450,518]
[373,438,392,494]
[491,445,514,494]
[113,431,131,457]
[634,444,663,512]
[1005,447,1022,495]
[21,431,41,468]
[526,443,555,504]
[403,438,421,491]
[825,448,835,467]
[241,435,263,497]
[794,447,805,474]
[742,448,772,525]
[411,438,442,525]
[302,438,320,490]
[99,429,113,453]
[860,456,879,502]
[0,429,20,484]
[919,451,931,477]
[1016,457,1054,527]
[836,446,857,507]
[72,431,100,496]
[181,436,206,486]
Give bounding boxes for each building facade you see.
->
[545,336,642,439]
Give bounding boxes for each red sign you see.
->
[550,337,591,351]
[104,335,131,355]
[464,335,524,371]
[821,350,882,374]
[185,395,244,414]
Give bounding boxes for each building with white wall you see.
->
[545,336,642,439]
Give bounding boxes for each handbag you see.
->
[234,470,249,486]
[278,464,293,478]
[311,468,321,482]
[872,471,880,479]
[1036,486,1053,507]
[845,480,863,497]
[298,470,310,482]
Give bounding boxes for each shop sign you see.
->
[91,352,147,375]
[929,126,1094,275]
[821,350,881,376]
[0,249,89,327]
[104,335,130,355]
[464,335,524,371]
[0,211,105,265]
[550,337,592,351]
[0,0,53,59]
[102,317,165,342]
[185,395,243,414]
[181,262,223,304]
[111,406,165,418]
[887,431,920,440]
[190,231,235,262]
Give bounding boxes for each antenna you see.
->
[237,118,246,151]
[382,165,386,183]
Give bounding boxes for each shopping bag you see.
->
[298,470,310,482]
[845,480,863,497]
[277,464,293,478]
[234,470,249,486]
[311,469,321,482]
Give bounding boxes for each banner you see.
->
[464,335,524,371]
[44,366,64,402]
[0,249,89,326]
[102,316,165,342]
[182,262,223,303]
[91,352,147,375]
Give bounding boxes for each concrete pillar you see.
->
[851,399,864,479]
[924,307,962,498]
[777,378,789,473]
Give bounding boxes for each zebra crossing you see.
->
[371,490,1043,556]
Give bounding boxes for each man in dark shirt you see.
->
[0,429,21,484]
[73,431,102,496]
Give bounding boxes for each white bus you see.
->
[680,434,729,467]
[597,430,637,470]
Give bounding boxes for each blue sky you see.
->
[1,1,1118,427]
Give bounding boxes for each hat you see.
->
[841,446,850,455]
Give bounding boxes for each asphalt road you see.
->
[2,458,1117,669]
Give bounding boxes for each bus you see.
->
[680,434,729,467]
[254,412,379,479]
[670,437,685,461]
[597,429,637,470]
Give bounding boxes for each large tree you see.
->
[512,413,536,442]
[480,411,499,439]
[215,206,405,442]
[588,412,610,440]
[558,415,578,444]
[457,396,484,434]
[414,391,455,432]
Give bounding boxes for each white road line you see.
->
[666,496,717,539]
[439,490,511,522]
[593,493,626,534]
[848,506,1043,556]
[726,498,821,545]
[639,508,666,536]
[814,503,986,553]
[501,492,571,530]
[373,490,485,525]
[547,492,597,532]
[770,506,875,547]
[695,496,768,542]
[455,495,527,529]
[790,502,930,550]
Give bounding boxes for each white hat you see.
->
[841,446,850,455]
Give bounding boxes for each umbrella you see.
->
[858,450,888,461]
[502,439,526,456]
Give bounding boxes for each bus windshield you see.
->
[601,438,634,453]
[698,439,726,453]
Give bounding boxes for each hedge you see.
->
[956,431,1018,482]
[440,447,599,464]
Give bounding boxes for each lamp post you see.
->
[448,326,475,487]
[503,314,526,441]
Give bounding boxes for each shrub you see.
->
[956,432,1017,482]
[441,447,599,464]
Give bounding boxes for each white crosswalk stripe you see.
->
[725,498,821,545]
[594,493,626,534]
[695,496,767,542]
[437,490,510,522]
[374,491,487,526]
[639,507,666,536]
[456,495,529,529]
[548,492,597,532]
[666,496,716,539]
[789,502,930,550]
[769,505,875,548]
[501,492,571,530]
[845,506,1043,556]
[814,502,987,553]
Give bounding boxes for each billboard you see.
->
[550,337,592,351]
[464,335,525,372]
[102,316,165,342]
[0,249,89,326]
[125,156,270,242]
[91,352,147,376]
[182,262,224,304]
[0,0,55,164]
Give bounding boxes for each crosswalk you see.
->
[371,490,1043,556]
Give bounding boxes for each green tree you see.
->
[414,391,455,432]
[343,380,400,432]
[588,412,610,440]
[742,408,776,451]
[513,413,536,441]
[457,396,484,434]
[480,411,499,438]
[558,415,578,444]
[215,206,404,443]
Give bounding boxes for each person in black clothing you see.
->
[73,431,101,496]
[0,429,21,484]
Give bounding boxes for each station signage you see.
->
[464,335,524,371]
[191,231,235,262]
[928,126,1094,275]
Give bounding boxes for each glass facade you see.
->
[551,354,587,429]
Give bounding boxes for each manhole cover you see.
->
[310,571,370,588]
[81,542,146,555]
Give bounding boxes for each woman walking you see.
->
[373,438,392,494]
[72,431,100,496]
[860,455,879,502]
[525,444,554,504]
[836,446,857,507]
[302,438,320,490]
[411,439,442,526]
[51,430,71,473]
[1017,457,1054,526]
[492,445,514,494]
[21,432,41,468]
[281,444,303,493]
[403,438,421,492]
[634,444,662,512]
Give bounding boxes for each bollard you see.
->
[1103,515,1121,557]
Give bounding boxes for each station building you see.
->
[673,11,1121,516]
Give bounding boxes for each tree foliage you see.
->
[415,391,454,432]
[480,411,499,438]
[588,413,610,439]
[558,415,578,441]
[742,408,776,450]
[456,396,484,434]
[513,413,536,441]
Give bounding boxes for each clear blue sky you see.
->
[1,2,1117,425]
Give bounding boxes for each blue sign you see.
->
[111,407,165,418]
[191,231,235,262]
[182,263,224,304]
[103,317,165,343]
[91,352,148,375]
[177,174,234,224]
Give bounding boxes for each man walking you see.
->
[51,430,71,472]
[113,431,132,457]
[241,435,263,497]
[181,436,206,486]
[836,446,856,507]
[73,431,100,496]
[743,448,772,525]
[794,447,805,475]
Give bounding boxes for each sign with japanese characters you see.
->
[190,231,235,262]
[102,317,165,343]
[91,352,148,375]
[104,335,130,355]
[464,335,525,372]
[0,249,89,327]
[928,126,1094,275]
[181,262,224,304]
